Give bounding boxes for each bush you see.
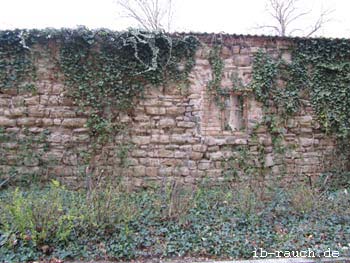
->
[0,180,349,262]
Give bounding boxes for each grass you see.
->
[0,177,349,262]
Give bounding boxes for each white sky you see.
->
[0,0,349,38]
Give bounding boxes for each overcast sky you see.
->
[0,0,349,38]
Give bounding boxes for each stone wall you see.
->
[0,34,339,187]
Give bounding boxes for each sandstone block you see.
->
[198,160,211,170]
[0,98,9,106]
[53,119,62,125]
[134,115,150,122]
[51,84,65,94]
[235,55,251,66]
[62,118,87,128]
[193,144,208,152]
[225,137,248,145]
[73,128,90,133]
[205,137,217,146]
[171,134,188,144]
[28,106,46,117]
[131,136,151,145]
[299,138,314,147]
[4,107,27,117]
[159,118,175,128]
[17,117,37,126]
[132,166,146,177]
[221,46,231,58]
[145,107,166,115]
[146,167,158,177]
[174,151,187,158]
[298,116,313,126]
[158,149,173,158]
[177,121,196,128]
[41,118,53,127]
[300,128,313,133]
[209,152,223,161]
[72,134,90,142]
[165,144,179,150]
[49,108,77,118]
[24,96,40,105]
[190,152,203,160]
[150,134,170,144]
[207,146,219,152]
[159,167,173,176]
[265,153,274,167]
[162,159,182,166]
[174,167,189,176]
[0,117,16,127]
[131,150,147,158]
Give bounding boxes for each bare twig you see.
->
[116,0,174,31]
[256,0,333,37]
[305,8,334,37]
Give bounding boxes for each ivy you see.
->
[296,39,350,137]
[0,30,36,92]
[252,38,350,138]
[58,28,198,140]
[251,50,278,105]
[207,45,229,109]
[0,27,199,178]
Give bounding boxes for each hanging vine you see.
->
[251,38,350,139]
[0,30,36,92]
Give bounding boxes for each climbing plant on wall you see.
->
[0,30,36,91]
[57,28,199,141]
[0,28,198,137]
[0,28,199,182]
[251,38,350,139]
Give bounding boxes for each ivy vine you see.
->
[0,30,36,92]
[57,28,199,140]
[0,28,199,178]
[252,38,350,138]
[207,44,226,109]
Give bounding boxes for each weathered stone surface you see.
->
[190,152,203,160]
[299,138,314,147]
[0,117,16,126]
[131,150,147,158]
[193,144,207,152]
[151,135,170,144]
[27,106,46,117]
[177,121,196,128]
[225,137,248,145]
[24,96,40,105]
[159,118,175,128]
[174,151,187,159]
[132,166,146,177]
[207,146,219,152]
[4,107,27,117]
[298,116,313,126]
[209,152,223,161]
[0,34,340,187]
[235,55,252,66]
[61,118,87,128]
[265,154,274,167]
[171,134,188,144]
[132,136,151,145]
[198,160,211,170]
[17,117,37,126]
[145,167,158,177]
[49,108,77,118]
[145,107,166,115]
[159,167,173,176]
